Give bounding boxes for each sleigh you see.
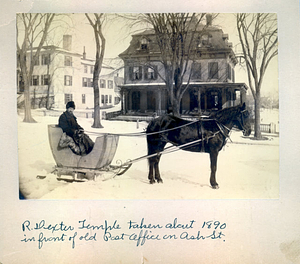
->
[47,125,132,182]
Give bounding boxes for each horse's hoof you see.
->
[149,180,155,184]
[157,179,163,183]
[212,184,219,189]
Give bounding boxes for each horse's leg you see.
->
[154,154,163,183]
[147,139,166,184]
[148,157,155,184]
[209,150,219,189]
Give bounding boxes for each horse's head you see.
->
[234,103,252,136]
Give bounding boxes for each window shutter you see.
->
[154,65,158,80]
[191,63,201,79]
[209,62,218,79]
[138,66,143,80]
[227,64,231,80]
[144,66,148,80]
[129,66,133,80]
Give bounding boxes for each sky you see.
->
[42,13,279,98]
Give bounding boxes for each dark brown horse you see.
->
[146,103,251,189]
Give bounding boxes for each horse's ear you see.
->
[241,102,246,110]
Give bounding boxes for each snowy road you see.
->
[18,112,279,200]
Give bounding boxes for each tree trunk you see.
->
[22,72,36,123]
[46,64,51,110]
[46,83,51,110]
[254,92,262,139]
[92,79,103,128]
[172,98,181,116]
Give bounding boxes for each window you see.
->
[41,54,50,65]
[235,90,240,102]
[88,78,93,87]
[232,68,235,82]
[64,75,72,86]
[41,75,49,85]
[129,66,142,80]
[140,38,148,50]
[105,95,108,104]
[208,62,218,79]
[64,56,72,66]
[90,66,94,74]
[144,66,158,80]
[82,94,86,104]
[64,94,73,104]
[227,64,232,80]
[109,95,112,104]
[33,55,39,66]
[191,62,201,79]
[84,65,88,73]
[208,91,219,109]
[100,79,106,88]
[31,75,39,86]
[101,95,104,104]
[108,80,114,89]
[82,77,88,87]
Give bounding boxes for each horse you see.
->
[146,103,252,189]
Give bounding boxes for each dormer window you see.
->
[140,38,148,50]
[198,34,212,47]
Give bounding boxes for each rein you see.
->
[85,109,245,140]
[85,118,213,137]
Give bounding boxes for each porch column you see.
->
[198,88,201,115]
[204,89,207,111]
[157,89,162,115]
[122,90,128,114]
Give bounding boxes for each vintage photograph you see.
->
[17,13,279,199]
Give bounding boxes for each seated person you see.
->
[58,101,94,155]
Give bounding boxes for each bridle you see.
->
[238,109,250,134]
[216,109,250,136]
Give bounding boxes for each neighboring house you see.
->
[17,35,122,110]
[119,15,248,116]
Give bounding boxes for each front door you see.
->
[147,91,156,112]
[132,91,140,111]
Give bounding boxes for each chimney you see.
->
[63,35,72,51]
[206,14,212,26]
[83,46,86,59]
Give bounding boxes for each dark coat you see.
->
[58,111,94,155]
[58,111,83,137]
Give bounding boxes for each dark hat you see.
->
[66,101,75,109]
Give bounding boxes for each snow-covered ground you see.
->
[18,109,279,200]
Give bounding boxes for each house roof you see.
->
[119,24,234,59]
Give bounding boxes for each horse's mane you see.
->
[209,104,243,123]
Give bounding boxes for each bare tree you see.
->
[17,13,56,122]
[236,13,278,139]
[85,13,106,128]
[138,13,211,116]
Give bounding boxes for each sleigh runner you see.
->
[47,125,132,182]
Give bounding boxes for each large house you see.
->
[17,35,122,111]
[119,15,248,117]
